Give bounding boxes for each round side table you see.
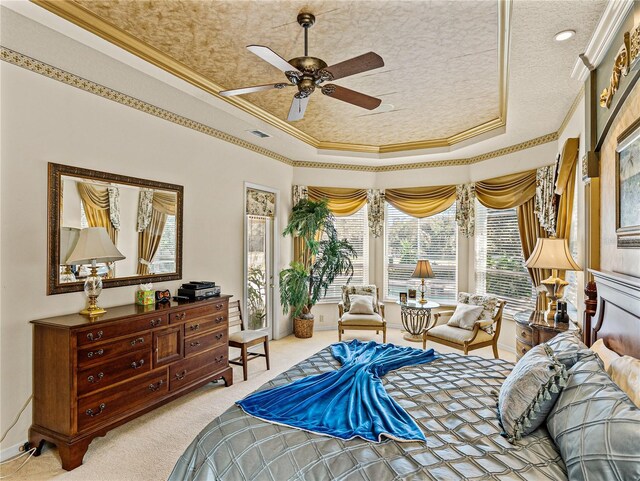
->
[397,300,440,342]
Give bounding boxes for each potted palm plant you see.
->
[280,198,357,338]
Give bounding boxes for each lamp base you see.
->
[540,275,569,321]
[80,306,106,317]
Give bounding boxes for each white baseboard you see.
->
[1,441,25,463]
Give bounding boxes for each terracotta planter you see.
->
[294,317,314,338]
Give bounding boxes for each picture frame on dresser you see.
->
[616,117,640,248]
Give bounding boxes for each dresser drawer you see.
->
[77,350,152,396]
[516,324,533,344]
[169,345,227,391]
[516,339,533,360]
[77,314,168,347]
[77,370,167,432]
[184,313,228,337]
[184,328,227,357]
[170,302,219,324]
[77,333,152,368]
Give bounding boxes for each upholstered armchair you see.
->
[423,298,506,358]
[338,285,386,343]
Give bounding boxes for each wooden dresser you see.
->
[30,296,232,470]
[514,310,574,360]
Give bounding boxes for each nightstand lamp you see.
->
[524,237,580,321]
[59,226,80,283]
[411,259,434,304]
[66,227,125,317]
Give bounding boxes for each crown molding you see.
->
[572,0,634,82]
[557,85,585,136]
[1,46,557,173]
[30,0,511,155]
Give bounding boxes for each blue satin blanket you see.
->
[236,339,438,442]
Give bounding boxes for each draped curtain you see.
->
[385,185,456,218]
[137,191,177,275]
[292,186,309,265]
[77,183,119,244]
[475,170,537,209]
[517,198,550,311]
[554,138,580,279]
[307,187,368,216]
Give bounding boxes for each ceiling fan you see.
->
[219,12,384,122]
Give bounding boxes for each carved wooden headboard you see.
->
[583,269,640,358]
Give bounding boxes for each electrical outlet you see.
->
[319,315,324,323]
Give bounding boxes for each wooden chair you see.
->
[228,300,270,381]
[423,299,506,359]
[338,285,386,343]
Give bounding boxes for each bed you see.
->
[169,270,640,481]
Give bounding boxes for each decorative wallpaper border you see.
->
[2,46,560,173]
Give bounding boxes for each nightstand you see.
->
[513,310,574,361]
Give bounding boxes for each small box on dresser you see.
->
[30,296,232,471]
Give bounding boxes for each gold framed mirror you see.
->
[48,163,183,295]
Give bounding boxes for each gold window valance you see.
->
[307,187,367,216]
[385,185,456,218]
[475,170,537,209]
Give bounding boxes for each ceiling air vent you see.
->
[247,129,271,139]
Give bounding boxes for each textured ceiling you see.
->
[73,0,501,147]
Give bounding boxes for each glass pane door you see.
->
[246,215,273,334]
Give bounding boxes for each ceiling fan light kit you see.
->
[219,12,384,121]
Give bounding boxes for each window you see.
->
[565,177,580,309]
[320,205,369,302]
[150,215,177,274]
[475,202,535,313]
[385,204,457,303]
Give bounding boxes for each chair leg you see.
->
[463,344,469,355]
[382,326,386,343]
[422,334,427,350]
[264,339,271,370]
[376,330,379,334]
[338,324,342,341]
[241,344,248,381]
[492,343,499,359]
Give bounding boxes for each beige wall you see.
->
[0,62,293,455]
[600,82,640,276]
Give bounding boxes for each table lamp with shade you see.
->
[59,226,80,283]
[524,237,580,321]
[411,259,434,304]
[66,227,125,317]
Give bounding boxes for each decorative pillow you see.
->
[546,331,595,369]
[546,357,640,481]
[342,285,378,313]
[457,292,499,333]
[497,344,568,442]
[348,295,375,315]
[447,303,484,330]
[608,356,640,408]
[590,338,620,371]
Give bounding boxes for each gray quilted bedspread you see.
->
[168,349,567,481]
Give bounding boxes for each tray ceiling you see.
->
[51,0,506,152]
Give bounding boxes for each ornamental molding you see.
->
[2,46,559,173]
[600,32,631,109]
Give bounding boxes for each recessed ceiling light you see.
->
[376,103,395,113]
[554,30,575,42]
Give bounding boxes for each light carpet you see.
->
[1,329,514,481]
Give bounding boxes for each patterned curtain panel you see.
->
[367,189,385,238]
[456,183,476,237]
[107,186,121,230]
[535,164,557,236]
[307,187,367,216]
[292,185,308,205]
[246,188,276,218]
[137,189,154,232]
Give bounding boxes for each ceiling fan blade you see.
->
[219,83,292,97]
[321,84,381,110]
[287,95,309,121]
[247,45,301,74]
[323,52,384,81]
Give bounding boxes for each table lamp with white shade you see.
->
[59,226,80,283]
[411,259,435,304]
[66,227,125,316]
[524,237,580,321]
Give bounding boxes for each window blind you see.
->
[475,202,535,313]
[385,204,457,303]
[320,205,369,302]
[150,215,177,274]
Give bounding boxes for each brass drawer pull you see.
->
[130,337,145,346]
[521,331,529,337]
[175,370,187,380]
[189,341,201,348]
[150,318,162,327]
[214,355,225,363]
[521,347,528,354]
[215,303,223,310]
[190,324,200,331]
[214,316,225,324]
[88,372,104,384]
[86,403,106,417]
[175,312,186,321]
[215,333,224,341]
[148,380,165,392]
[87,331,103,342]
[87,349,104,359]
[131,359,145,369]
